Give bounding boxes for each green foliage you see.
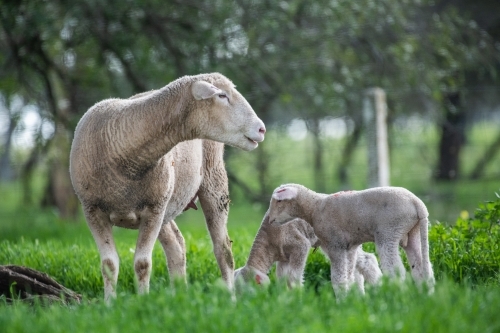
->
[430,191,500,285]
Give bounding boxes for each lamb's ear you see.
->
[262,210,271,224]
[272,186,298,201]
[191,81,223,100]
[254,271,270,285]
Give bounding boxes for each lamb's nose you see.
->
[259,127,266,134]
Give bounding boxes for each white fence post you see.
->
[363,87,390,188]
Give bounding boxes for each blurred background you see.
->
[0,0,499,225]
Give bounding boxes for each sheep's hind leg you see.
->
[401,224,424,282]
[85,210,119,302]
[356,251,382,285]
[376,240,406,281]
[158,220,187,284]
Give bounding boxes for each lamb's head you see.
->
[191,75,265,151]
[234,266,270,286]
[268,184,303,225]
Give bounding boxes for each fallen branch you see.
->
[0,265,82,305]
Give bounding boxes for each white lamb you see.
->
[267,184,435,297]
[69,73,266,301]
[235,214,382,292]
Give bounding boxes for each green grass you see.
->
[2,192,500,332]
[2,279,500,333]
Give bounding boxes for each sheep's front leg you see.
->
[84,209,119,302]
[158,220,187,284]
[134,212,165,294]
[326,247,350,298]
[346,247,362,294]
[198,170,234,289]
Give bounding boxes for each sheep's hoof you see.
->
[0,265,82,305]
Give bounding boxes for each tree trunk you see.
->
[435,92,466,181]
[337,120,362,187]
[337,99,363,188]
[0,111,18,181]
[469,130,500,179]
[41,126,79,220]
[308,117,325,193]
[256,144,272,203]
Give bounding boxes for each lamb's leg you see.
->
[198,169,234,289]
[158,220,186,284]
[325,247,350,298]
[85,210,119,302]
[401,224,424,282]
[346,248,360,292]
[376,239,406,281]
[354,269,365,293]
[419,217,435,286]
[356,251,383,285]
[134,212,165,294]
[276,247,308,288]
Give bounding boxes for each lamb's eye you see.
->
[218,94,227,99]
[277,200,282,203]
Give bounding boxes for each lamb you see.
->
[267,184,435,297]
[69,73,266,301]
[234,214,382,291]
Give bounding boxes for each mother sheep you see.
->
[69,73,266,301]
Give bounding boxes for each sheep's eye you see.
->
[277,200,282,203]
[218,94,227,99]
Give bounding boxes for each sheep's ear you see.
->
[262,210,271,224]
[272,186,298,201]
[254,271,269,285]
[191,81,223,100]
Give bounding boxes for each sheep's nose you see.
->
[259,127,266,134]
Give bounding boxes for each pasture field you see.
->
[1,122,500,332]
[1,182,500,332]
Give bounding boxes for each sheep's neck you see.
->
[246,229,276,274]
[298,190,327,228]
[112,87,195,168]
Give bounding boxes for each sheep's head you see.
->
[191,77,266,151]
[234,267,270,286]
[268,185,302,225]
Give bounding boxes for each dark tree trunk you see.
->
[469,131,500,179]
[435,92,466,181]
[308,117,325,193]
[41,126,79,220]
[0,113,18,181]
[256,144,272,203]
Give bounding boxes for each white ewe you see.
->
[70,73,265,301]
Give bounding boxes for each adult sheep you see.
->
[267,184,434,298]
[69,73,266,301]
